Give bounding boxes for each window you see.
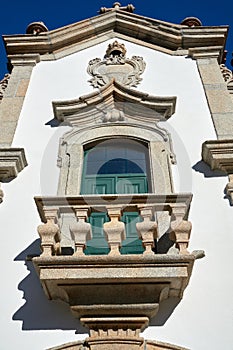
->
[81,139,150,254]
[81,139,150,195]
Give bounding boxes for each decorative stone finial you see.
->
[26,21,48,35]
[99,2,135,14]
[180,17,202,27]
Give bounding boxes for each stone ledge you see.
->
[202,139,233,172]
[0,148,27,181]
[33,253,196,335]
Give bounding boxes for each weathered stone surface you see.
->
[0,64,35,146]
[196,58,233,139]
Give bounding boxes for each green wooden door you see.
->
[82,140,148,254]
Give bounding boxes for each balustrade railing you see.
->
[35,194,192,257]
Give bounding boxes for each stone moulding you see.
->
[0,148,27,181]
[188,46,224,60]
[53,80,177,196]
[3,10,228,63]
[33,252,196,349]
[202,140,233,204]
[202,140,233,173]
[47,339,189,350]
[52,79,176,126]
[34,193,193,223]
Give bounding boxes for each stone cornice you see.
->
[52,79,176,126]
[202,140,233,205]
[3,10,228,62]
[34,193,192,223]
[188,46,223,60]
[202,140,233,173]
[8,54,40,66]
[0,148,27,181]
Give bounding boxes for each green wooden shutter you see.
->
[85,212,110,255]
[81,140,149,254]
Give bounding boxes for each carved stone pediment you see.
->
[87,41,146,88]
[52,79,176,130]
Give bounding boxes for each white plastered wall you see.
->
[0,38,233,350]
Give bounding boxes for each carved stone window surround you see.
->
[57,130,174,196]
[53,80,177,196]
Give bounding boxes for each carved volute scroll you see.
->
[0,74,10,102]
[87,41,146,88]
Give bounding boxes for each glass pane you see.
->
[98,158,144,174]
[85,140,148,175]
[87,148,106,161]
[86,161,103,175]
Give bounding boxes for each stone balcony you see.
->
[33,193,203,350]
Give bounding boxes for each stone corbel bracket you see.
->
[33,253,196,332]
[202,140,233,204]
[0,148,27,202]
[0,148,27,180]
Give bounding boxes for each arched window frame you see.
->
[57,125,174,196]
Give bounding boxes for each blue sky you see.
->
[0,0,233,78]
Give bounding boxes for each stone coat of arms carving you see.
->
[87,41,146,88]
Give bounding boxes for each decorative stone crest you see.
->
[87,41,146,88]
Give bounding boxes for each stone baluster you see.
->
[69,207,92,255]
[170,205,192,254]
[103,206,126,255]
[136,206,157,255]
[37,208,61,257]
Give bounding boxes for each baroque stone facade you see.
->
[1,2,233,350]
